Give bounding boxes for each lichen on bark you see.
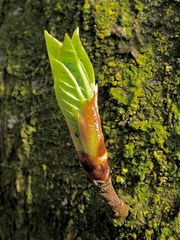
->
[0,0,179,239]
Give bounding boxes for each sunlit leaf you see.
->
[72,27,95,87]
[44,28,96,153]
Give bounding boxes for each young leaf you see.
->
[44,29,96,152]
[44,30,62,61]
[72,27,95,87]
[44,28,129,218]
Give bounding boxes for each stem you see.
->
[94,178,129,218]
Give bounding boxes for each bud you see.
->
[44,28,128,218]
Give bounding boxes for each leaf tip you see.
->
[75,26,80,35]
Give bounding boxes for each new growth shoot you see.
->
[44,27,129,218]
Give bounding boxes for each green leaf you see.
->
[72,27,95,87]
[44,30,62,61]
[58,33,92,99]
[50,57,84,126]
[44,28,96,152]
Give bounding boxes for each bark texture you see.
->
[0,0,179,240]
[95,178,129,218]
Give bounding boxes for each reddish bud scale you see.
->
[78,152,110,183]
[45,29,129,218]
[77,91,129,218]
[78,91,110,183]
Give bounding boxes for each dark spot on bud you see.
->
[79,152,94,172]
[83,160,94,173]
[78,152,109,182]
[75,132,79,138]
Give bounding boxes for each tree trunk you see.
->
[0,0,179,239]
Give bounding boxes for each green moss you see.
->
[0,83,4,97]
[124,142,134,158]
[0,0,179,239]
[110,87,128,105]
[118,0,132,39]
[83,0,91,31]
[91,0,119,39]
[135,0,144,12]
[20,122,36,158]
[108,61,116,67]
[26,175,33,205]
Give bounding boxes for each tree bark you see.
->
[0,0,179,239]
[95,178,129,218]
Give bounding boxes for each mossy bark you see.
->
[0,0,179,239]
